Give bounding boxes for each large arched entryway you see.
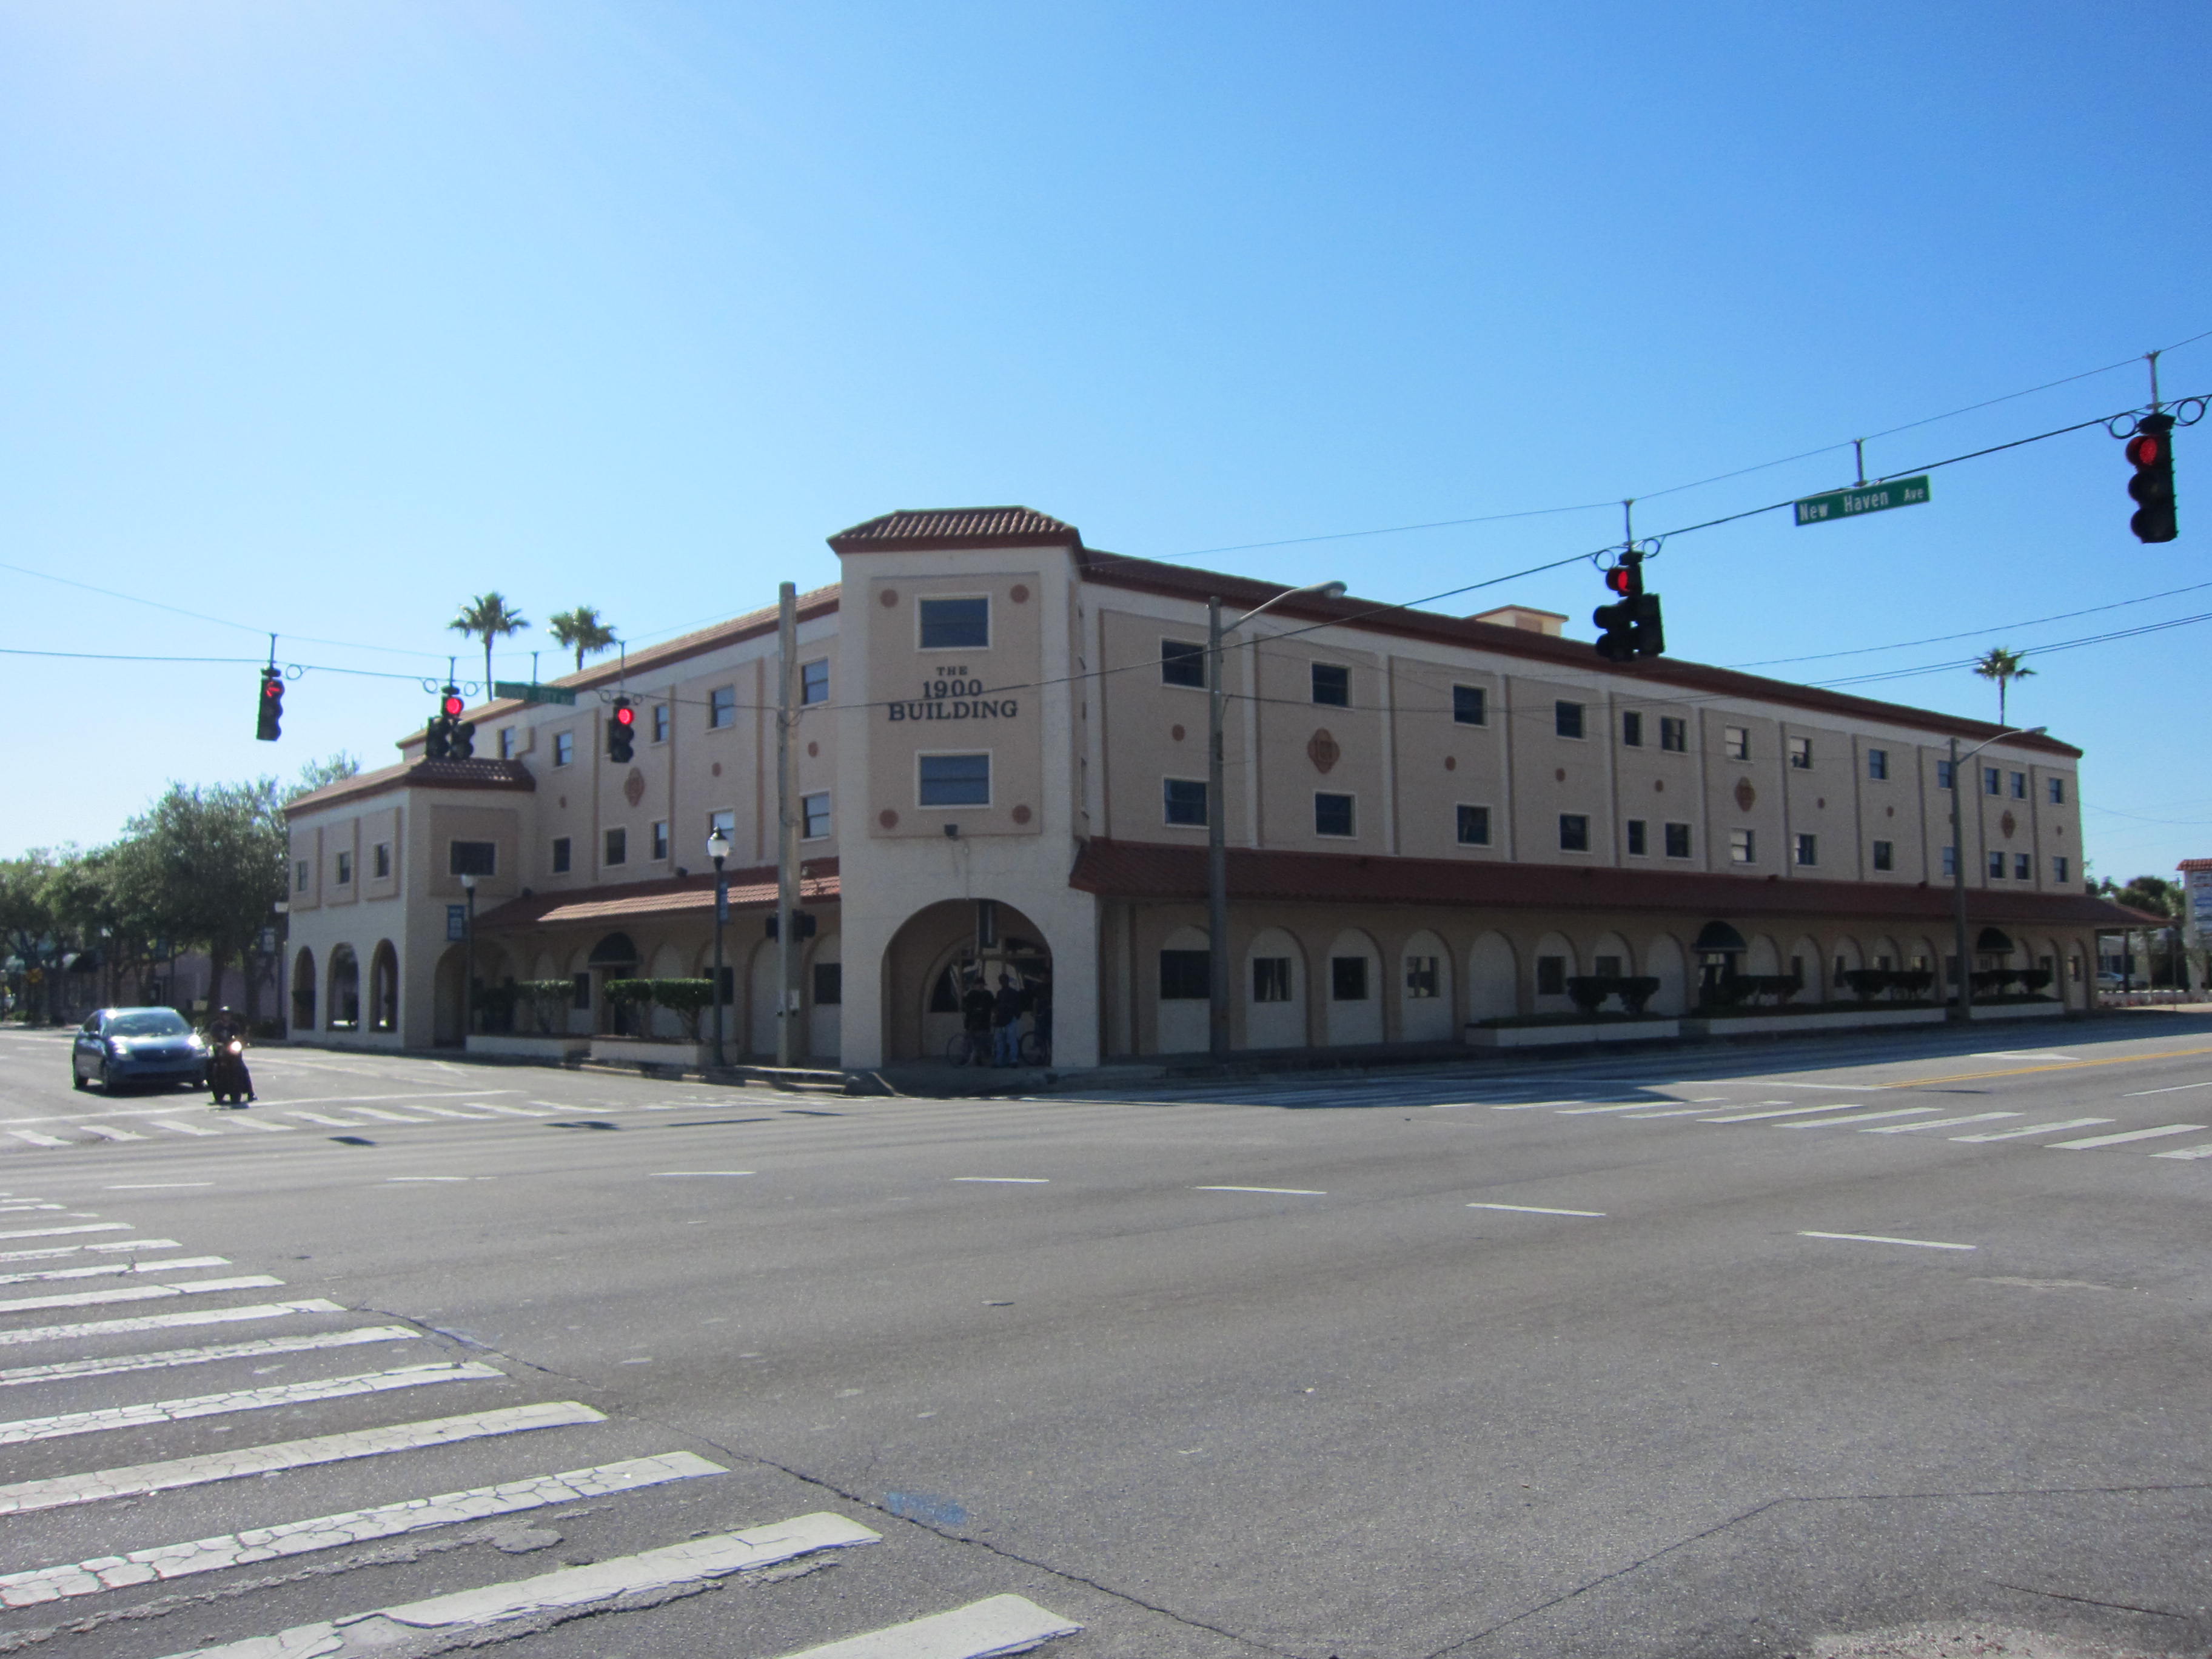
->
[588,933,642,1034]
[883,899,1054,1064]
[369,941,400,1034]
[326,946,360,1031]
[291,947,317,1032]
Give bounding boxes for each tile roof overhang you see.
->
[1069,838,2152,930]
[287,759,537,814]
[474,859,840,932]
[828,507,1083,554]
[1073,549,2085,760]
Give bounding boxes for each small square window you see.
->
[551,837,571,874]
[1659,716,1687,752]
[2009,770,2026,799]
[708,809,736,841]
[919,597,990,651]
[1983,766,2002,796]
[2048,776,2066,805]
[1330,956,1369,1001]
[1159,950,1211,1000]
[919,753,990,806]
[2015,853,2032,881]
[1555,701,1585,739]
[1936,759,1955,789]
[1456,804,1490,846]
[1161,640,1205,688]
[1405,956,1439,999]
[372,843,390,879]
[1872,839,1894,871]
[1452,684,1486,725]
[1163,778,1208,826]
[1621,711,1643,747]
[802,792,832,840]
[1311,663,1350,706]
[651,820,669,861]
[1724,726,1749,760]
[1867,748,1888,780]
[2053,854,2070,883]
[1664,822,1691,859]
[813,962,842,1005]
[1536,956,1567,996]
[800,659,830,705]
[1788,736,1811,769]
[1794,832,1817,866]
[1558,813,1590,852]
[1252,957,1293,1002]
[334,851,352,885]
[604,827,627,867]
[1729,828,1755,865]
[709,686,737,729]
[1942,846,1958,877]
[449,840,497,877]
[1315,793,1355,837]
[553,731,574,766]
[652,703,669,742]
[1626,819,1647,856]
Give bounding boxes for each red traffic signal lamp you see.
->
[2127,412,2177,543]
[608,695,636,764]
[424,685,475,761]
[1593,555,1666,662]
[255,668,284,741]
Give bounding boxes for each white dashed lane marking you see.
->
[2048,1124,2207,1150]
[1701,1103,1865,1124]
[1780,1108,1939,1128]
[1862,1112,2021,1134]
[1468,1203,1605,1217]
[1195,1185,1326,1196]
[1801,1231,1976,1251]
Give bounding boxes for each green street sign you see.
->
[492,680,577,706]
[1794,475,1930,527]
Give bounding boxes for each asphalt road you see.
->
[0,1013,2210,1659]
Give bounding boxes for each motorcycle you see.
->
[207,1039,254,1107]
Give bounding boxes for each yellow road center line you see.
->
[1879,1045,2212,1090]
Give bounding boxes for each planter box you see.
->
[466,1033,588,1063]
[588,1036,711,1072]
[1679,1007,1943,1038]
[1966,1000,2068,1021]
[1466,1019,1680,1048]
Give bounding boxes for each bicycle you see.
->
[945,1029,988,1065]
[1018,1030,1050,1067]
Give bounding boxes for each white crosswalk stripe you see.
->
[0,1298,346,1347]
[0,1237,181,1262]
[2048,1123,2207,1149]
[771,1594,1083,1658]
[152,1118,220,1136]
[77,1124,146,1142]
[0,1253,225,1286]
[0,1361,503,1445]
[0,1324,420,1387]
[5,1129,67,1147]
[0,1272,282,1316]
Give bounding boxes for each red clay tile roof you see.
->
[474,860,840,931]
[828,508,1082,554]
[287,758,536,814]
[1070,838,2148,928]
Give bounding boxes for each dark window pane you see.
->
[1626,819,1647,856]
[919,753,991,806]
[813,962,842,1005]
[1456,804,1490,845]
[1558,813,1589,852]
[1164,778,1208,826]
[1621,711,1643,746]
[1555,701,1584,739]
[1311,663,1350,706]
[1159,950,1211,1000]
[1452,684,1486,725]
[800,660,830,705]
[1330,956,1368,1001]
[1161,640,1205,688]
[1315,793,1355,836]
[449,840,497,876]
[919,597,990,650]
[1252,957,1293,1002]
[1537,956,1566,995]
[1664,822,1691,859]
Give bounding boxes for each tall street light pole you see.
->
[1947,725,2045,1024]
[1208,579,1347,1062]
[708,827,731,1068]
[459,873,478,1044]
[774,582,800,1068]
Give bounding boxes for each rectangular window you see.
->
[603,827,627,867]
[1330,956,1369,1001]
[498,726,516,760]
[1536,956,1567,996]
[1988,850,2005,879]
[1161,640,1205,688]
[1163,778,1208,826]
[1555,701,1585,739]
[2048,776,2066,805]
[572,973,591,1011]
[1315,793,1356,837]
[1794,833,1817,866]
[334,851,352,885]
[802,792,832,840]
[812,962,842,1005]
[919,596,990,650]
[1664,822,1691,859]
[1872,839,1894,871]
[1456,804,1491,846]
[1936,759,1954,789]
[1311,663,1350,706]
[1660,716,1687,752]
[553,731,574,766]
[1867,748,1888,780]
[651,820,669,861]
[1983,766,2002,796]
[2054,854,2070,883]
[708,686,737,729]
[295,859,309,893]
[1252,957,1293,1002]
[1788,736,1811,769]
[1558,813,1590,852]
[708,808,736,841]
[1621,711,1643,747]
[2009,770,2027,799]
[373,843,390,879]
[1626,819,1647,856]
[551,837,571,874]
[1724,725,1749,760]
[449,840,497,876]
[2015,853,2032,881]
[1159,949,1211,1000]
[1405,956,1439,999]
[1729,828,1755,865]
[800,659,830,705]
[1594,954,1623,978]
[1942,845,1957,878]
[919,752,991,806]
[1452,684,1486,725]
[652,703,669,743]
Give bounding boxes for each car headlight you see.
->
[187,1035,207,1051]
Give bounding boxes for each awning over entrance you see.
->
[474,859,840,932]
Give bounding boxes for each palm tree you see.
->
[546,606,618,673]
[1972,646,2036,725]
[447,593,529,697]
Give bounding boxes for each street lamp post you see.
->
[1208,579,1347,1062]
[459,873,477,1043]
[1947,725,2046,1023]
[272,902,289,1036]
[708,828,731,1068]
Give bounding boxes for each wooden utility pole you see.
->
[775,583,800,1067]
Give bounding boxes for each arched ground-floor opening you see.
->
[883,897,1054,1064]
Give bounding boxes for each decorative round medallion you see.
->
[1555,767,1566,783]
[1886,805,1895,817]
[2000,809,2017,839]
[1012,804,1033,824]
[879,588,899,608]
[1654,779,1664,793]
[1307,729,1341,774]
[623,768,645,807]
[1734,778,1757,811]
[1010,584,1030,604]
[1817,797,1826,810]
[807,740,819,758]
[1171,724,1185,742]
[878,809,899,830]
[1444,756,1456,771]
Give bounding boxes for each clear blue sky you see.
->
[4,2,2207,883]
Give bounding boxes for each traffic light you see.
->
[255,668,284,741]
[2127,412,2177,543]
[424,686,465,762]
[608,696,635,763]
[1592,556,1666,662]
[423,716,449,762]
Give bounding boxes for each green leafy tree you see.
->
[286,752,360,804]
[1972,646,2036,725]
[546,607,618,673]
[112,782,288,1024]
[0,853,65,1023]
[448,593,529,699]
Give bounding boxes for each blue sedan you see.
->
[71,1008,209,1094]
